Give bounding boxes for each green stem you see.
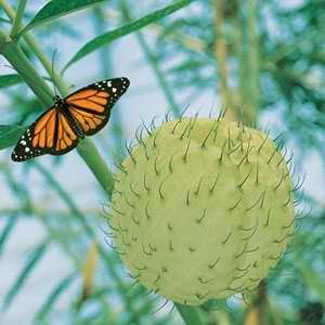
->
[246,0,259,125]
[77,138,115,197]
[1,0,68,96]
[0,29,114,195]
[10,0,28,38]
[0,30,53,105]
[175,304,205,325]
[214,0,235,121]
[239,0,259,126]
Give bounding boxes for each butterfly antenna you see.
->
[51,49,58,98]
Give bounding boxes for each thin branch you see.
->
[10,0,28,38]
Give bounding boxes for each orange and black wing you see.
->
[65,77,129,136]
[11,77,130,162]
[11,106,79,162]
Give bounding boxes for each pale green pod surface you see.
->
[109,117,295,306]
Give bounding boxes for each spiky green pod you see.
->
[109,117,294,306]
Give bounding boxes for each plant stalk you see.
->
[175,304,205,325]
[1,0,68,96]
[214,0,237,122]
[0,30,54,106]
[239,0,259,126]
[77,138,114,197]
[10,0,28,38]
[0,29,114,195]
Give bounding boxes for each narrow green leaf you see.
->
[35,273,77,321]
[3,241,49,310]
[0,74,23,88]
[0,125,27,150]
[18,0,106,36]
[0,17,12,24]
[0,214,19,258]
[64,0,194,71]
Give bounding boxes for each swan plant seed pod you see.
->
[109,117,295,306]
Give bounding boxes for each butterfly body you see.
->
[53,96,85,139]
[12,77,130,162]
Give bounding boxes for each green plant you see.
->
[0,0,324,324]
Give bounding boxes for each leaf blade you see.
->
[0,74,23,89]
[0,125,27,150]
[19,0,106,36]
[35,272,77,321]
[64,0,194,70]
[0,214,19,259]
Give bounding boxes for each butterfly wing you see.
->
[65,77,129,136]
[11,105,79,162]
[11,77,130,162]
[51,109,79,155]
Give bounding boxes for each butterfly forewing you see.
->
[11,77,129,162]
[12,107,56,161]
[65,77,129,136]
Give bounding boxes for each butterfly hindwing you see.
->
[52,110,79,155]
[65,77,129,136]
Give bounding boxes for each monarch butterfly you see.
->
[11,77,130,162]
